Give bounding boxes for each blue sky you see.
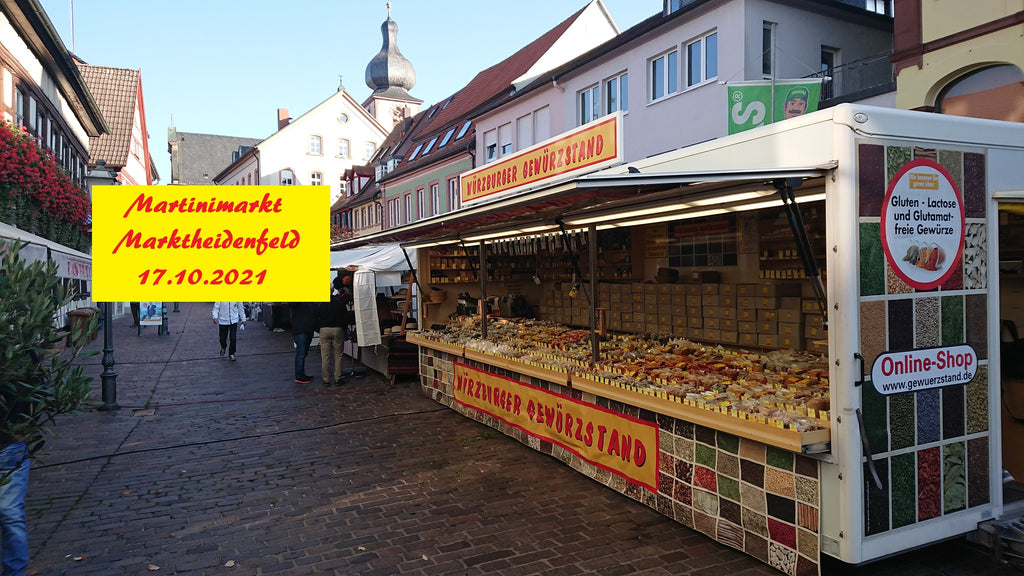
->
[38,1,658,184]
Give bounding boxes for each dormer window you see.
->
[422,137,438,156]
[439,127,456,148]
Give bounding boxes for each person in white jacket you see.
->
[212,302,247,360]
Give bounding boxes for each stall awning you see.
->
[331,243,416,287]
[332,163,834,249]
[0,221,92,280]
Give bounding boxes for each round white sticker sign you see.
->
[880,159,965,290]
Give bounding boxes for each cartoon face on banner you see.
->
[880,159,965,290]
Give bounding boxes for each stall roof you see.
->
[331,164,832,250]
[331,243,416,287]
[0,221,91,261]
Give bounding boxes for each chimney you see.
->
[277,108,291,130]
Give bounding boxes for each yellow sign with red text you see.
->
[91,185,330,302]
[460,113,621,205]
[453,362,658,491]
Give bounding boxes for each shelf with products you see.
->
[757,204,826,280]
[410,317,831,453]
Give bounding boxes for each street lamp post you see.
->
[86,160,120,411]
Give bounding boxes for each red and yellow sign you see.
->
[453,361,658,491]
[460,113,621,205]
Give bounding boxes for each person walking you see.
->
[317,276,352,387]
[212,302,246,361]
[290,302,317,384]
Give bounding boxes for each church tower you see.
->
[364,2,422,133]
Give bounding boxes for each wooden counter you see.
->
[407,332,831,453]
[405,332,464,357]
[570,374,831,453]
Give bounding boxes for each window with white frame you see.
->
[309,135,322,155]
[534,106,550,142]
[578,84,599,125]
[281,169,294,185]
[364,141,376,160]
[686,31,718,87]
[650,49,678,101]
[448,177,461,212]
[337,138,350,158]
[516,114,533,149]
[483,129,497,162]
[498,123,512,156]
[606,72,628,114]
[417,188,425,220]
[388,198,400,227]
[339,175,347,196]
[762,22,775,78]
[430,183,439,216]
[404,194,412,224]
[310,171,322,186]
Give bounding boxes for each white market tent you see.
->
[329,243,416,286]
[330,243,417,347]
[0,221,94,323]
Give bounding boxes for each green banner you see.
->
[727,79,822,135]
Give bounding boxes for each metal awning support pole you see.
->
[458,238,479,281]
[774,178,828,322]
[588,224,599,365]
[478,240,488,339]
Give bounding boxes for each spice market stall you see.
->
[374,105,1024,574]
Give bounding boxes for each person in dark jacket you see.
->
[317,276,351,387]
[289,302,317,384]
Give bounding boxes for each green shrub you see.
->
[0,240,95,469]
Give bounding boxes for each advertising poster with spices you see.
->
[874,159,977,394]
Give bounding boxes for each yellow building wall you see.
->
[921,0,1023,41]
[896,1,1024,110]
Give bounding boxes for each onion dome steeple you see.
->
[365,2,416,100]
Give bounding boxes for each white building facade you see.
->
[474,0,894,165]
[215,88,388,206]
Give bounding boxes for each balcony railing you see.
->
[806,50,895,105]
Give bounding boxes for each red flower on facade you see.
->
[0,122,91,249]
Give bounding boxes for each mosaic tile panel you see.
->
[963,153,987,218]
[888,299,914,351]
[891,452,917,528]
[858,144,886,217]
[860,223,886,296]
[943,442,967,513]
[963,222,987,290]
[941,295,964,345]
[864,458,890,535]
[914,297,941,347]
[938,149,964,193]
[918,446,942,520]
[857,141,992,542]
[416,346,821,576]
[916,389,941,444]
[967,365,989,434]
[968,436,990,508]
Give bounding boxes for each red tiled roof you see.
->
[75,62,138,169]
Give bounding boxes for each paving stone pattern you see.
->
[23,303,1018,575]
